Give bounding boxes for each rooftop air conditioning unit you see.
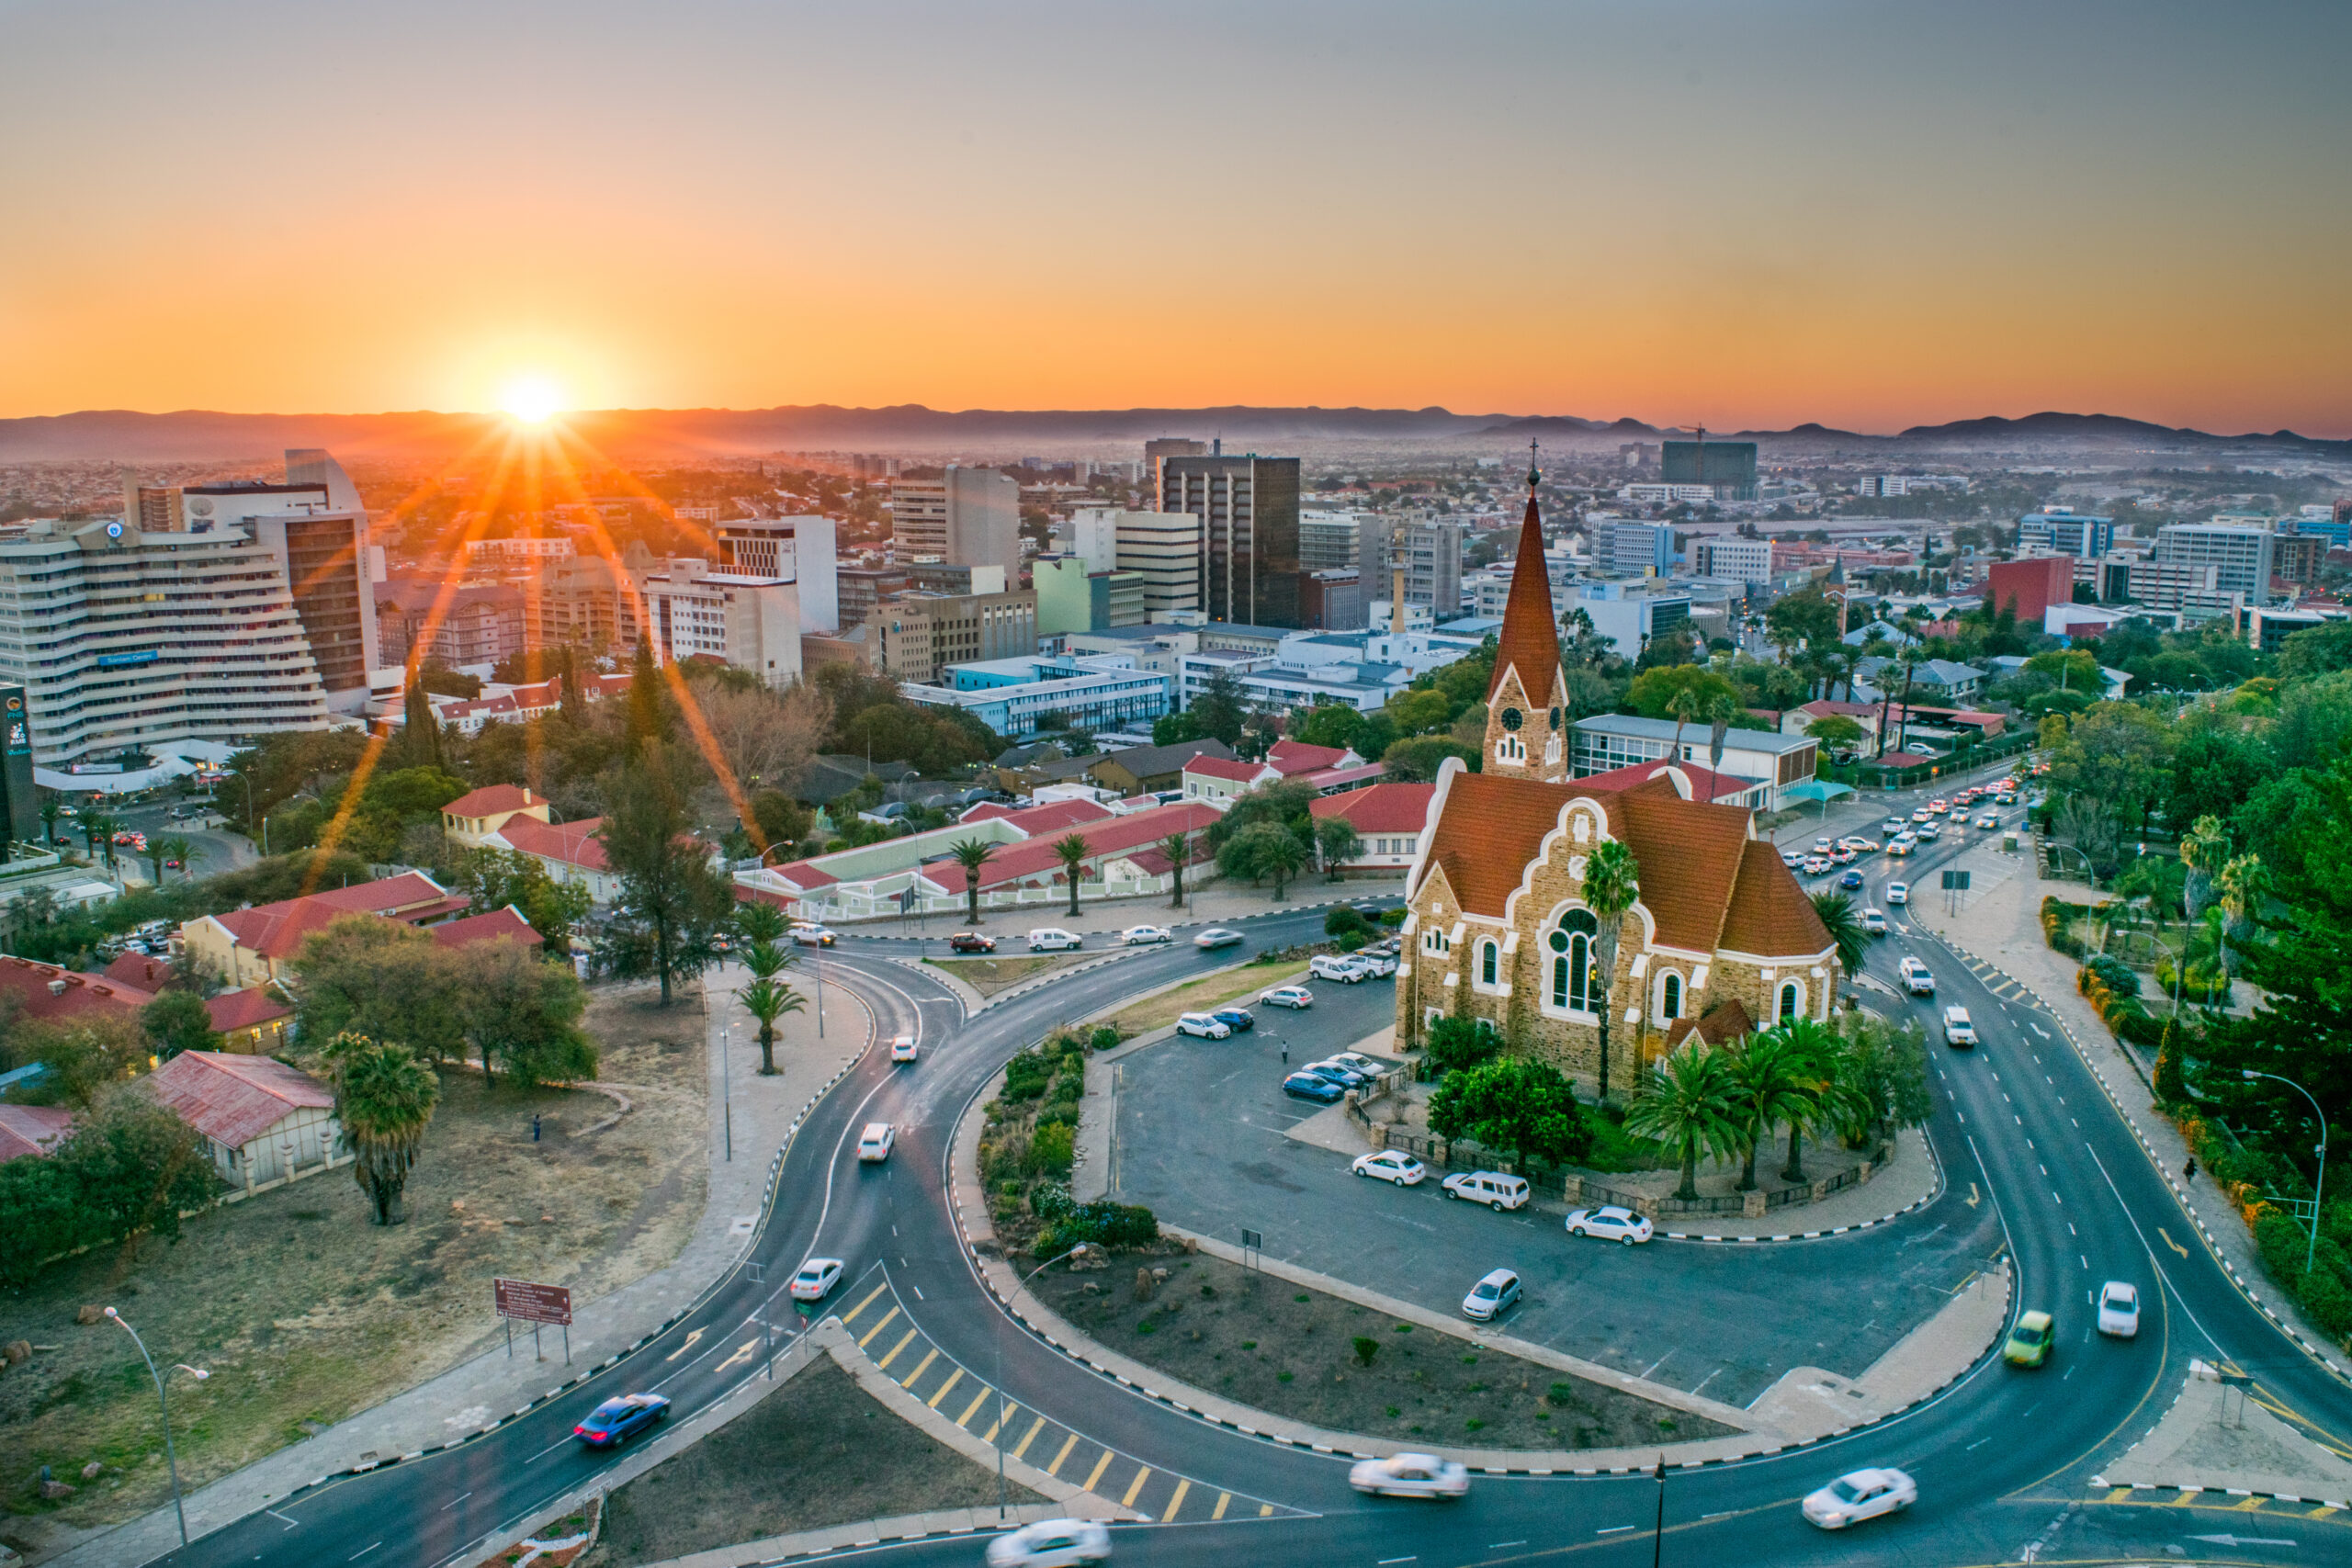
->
[47,978,68,996]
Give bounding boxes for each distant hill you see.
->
[2,402,2342,464]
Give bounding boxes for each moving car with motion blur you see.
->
[984,1518,1110,1567]
[1349,1452,1470,1499]
[573,1393,670,1447]
[1801,1466,1916,1529]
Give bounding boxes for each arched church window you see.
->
[1549,908,1599,1010]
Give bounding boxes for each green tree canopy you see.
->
[1626,664,1743,723]
[1428,1056,1590,1175]
[141,988,221,1062]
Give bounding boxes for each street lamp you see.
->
[103,1307,206,1547]
[996,1243,1091,1518]
[2242,1070,2328,1275]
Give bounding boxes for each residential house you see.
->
[485,817,623,905]
[205,987,295,1055]
[0,953,154,1028]
[141,1050,345,1193]
[1310,783,1435,874]
[443,784,555,848]
[178,872,476,987]
[0,1104,74,1162]
[1086,739,1235,796]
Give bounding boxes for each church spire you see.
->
[1483,446,1569,782]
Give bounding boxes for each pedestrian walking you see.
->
[532,1112,542,1144]
[2184,1156,2197,1183]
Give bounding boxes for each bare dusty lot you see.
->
[0,980,707,1554]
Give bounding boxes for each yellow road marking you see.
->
[856,1305,899,1348]
[2168,1488,2204,1506]
[1012,1416,1046,1460]
[662,1327,704,1362]
[2233,1495,2268,1512]
[1212,1492,1230,1520]
[898,1348,938,1389]
[875,1328,918,1372]
[2309,1505,2341,1519]
[1162,1479,1190,1521]
[2102,1488,2134,1503]
[956,1384,991,1427]
[841,1281,889,1325]
[2156,1227,2189,1258]
[983,1409,1003,1444]
[1046,1433,1079,1476]
[1122,1466,1152,1507]
[712,1337,759,1375]
[927,1369,964,1410]
[1259,1503,1272,1517]
[1082,1450,1115,1492]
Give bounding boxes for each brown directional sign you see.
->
[494,1278,572,1326]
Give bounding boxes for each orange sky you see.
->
[3,1,2346,434]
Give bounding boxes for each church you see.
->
[1395,468,1840,1100]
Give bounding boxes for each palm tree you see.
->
[85,811,119,871]
[1809,891,1875,976]
[1159,830,1192,910]
[1666,687,1702,764]
[948,837,997,926]
[1769,1018,1854,1185]
[2179,814,2228,924]
[1624,1044,1742,1202]
[737,975,808,1075]
[1722,1033,1814,1192]
[323,1032,440,1226]
[1580,838,1641,1104]
[734,898,789,948]
[1054,833,1091,918]
[1705,692,1740,776]
[155,835,194,882]
[1254,826,1308,901]
[2211,852,2266,986]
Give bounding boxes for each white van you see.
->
[1440,1170,1530,1212]
[1310,953,1371,983]
[1026,928,1084,952]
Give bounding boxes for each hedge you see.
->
[2077,965,2168,1049]
[2041,897,2096,958]
[1031,1181,1159,1256]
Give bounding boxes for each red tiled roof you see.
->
[444,784,538,818]
[1182,756,1267,784]
[142,1051,334,1149]
[764,860,840,892]
[207,873,463,960]
[1720,840,1835,959]
[1311,782,1435,834]
[991,799,1115,836]
[0,955,155,1023]
[1300,761,1386,792]
[1266,739,1349,775]
[1487,492,1563,706]
[1667,998,1757,1049]
[104,952,177,991]
[496,816,610,873]
[428,906,546,950]
[205,987,292,1033]
[0,1104,74,1161]
[921,801,1219,894]
[1569,761,1758,804]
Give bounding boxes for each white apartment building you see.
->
[461,536,576,569]
[714,514,840,633]
[637,558,803,688]
[1589,518,1673,577]
[1690,536,1774,585]
[890,468,1020,572]
[2154,522,2275,605]
[1066,507,1201,621]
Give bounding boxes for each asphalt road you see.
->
[140,761,2352,1568]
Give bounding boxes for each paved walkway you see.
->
[2098,1362,2352,1506]
[1905,836,2351,1374]
[850,874,1404,942]
[45,974,870,1568]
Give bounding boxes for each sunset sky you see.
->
[3,0,2346,434]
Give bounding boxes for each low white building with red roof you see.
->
[485,816,621,904]
[443,784,555,847]
[141,1050,345,1193]
[1310,782,1437,874]
[179,871,491,987]
[1182,741,1383,807]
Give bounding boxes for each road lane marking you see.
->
[856,1306,900,1348]
[928,1368,965,1409]
[1597,1525,1635,1535]
[1047,1433,1079,1475]
[350,1545,383,1561]
[435,1494,469,1513]
[1122,1465,1153,1507]
[663,1328,704,1362]
[875,1328,918,1372]
[268,1508,301,1528]
[1163,1478,1191,1520]
[2158,1227,2189,1258]
[956,1384,991,1427]
[1013,1416,1046,1459]
[1214,1493,1232,1520]
[840,1281,889,1325]
[713,1337,760,1375]
[1083,1450,1115,1491]
[897,1348,938,1387]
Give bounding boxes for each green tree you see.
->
[1384,687,1454,737]
[2178,813,2231,923]
[1722,1032,1815,1191]
[1833,1010,1934,1145]
[1188,668,1247,746]
[1422,1014,1502,1077]
[291,917,469,1066]
[1559,607,1618,670]
[1428,1056,1590,1176]
[451,847,595,951]
[1291,705,1368,752]
[948,837,997,925]
[141,988,221,1062]
[5,1014,147,1109]
[457,939,597,1088]
[84,810,119,871]
[154,834,195,882]
[1053,832,1091,917]
[1805,714,1866,751]
[1766,1018,1857,1184]
[625,635,672,752]
[1217,820,1308,899]
[1150,709,1204,747]
[737,974,808,1076]
[1625,665,1742,724]
[594,745,736,1003]
[2276,618,2352,681]
[49,1087,218,1259]
[1809,891,1876,976]
[37,792,59,846]
[1705,692,1742,773]
[1315,815,1362,881]
[0,1155,82,1286]
[2051,701,2174,833]
[1765,589,1840,656]
[402,680,443,770]
[1379,736,1477,782]
[1159,830,1192,909]
[1580,838,1641,1103]
[735,898,789,949]
[322,1032,440,1225]
[2168,728,2276,840]
[1665,685,1702,763]
[1624,1043,1742,1201]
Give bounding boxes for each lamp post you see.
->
[996,1244,1090,1518]
[720,1021,731,1162]
[104,1307,206,1548]
[2243,1069,2328,1275]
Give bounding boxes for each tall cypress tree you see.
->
[403,679,442,769]
[625,636,670,752]
[557,644,584,724]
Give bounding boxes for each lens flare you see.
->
[499,377,564,424]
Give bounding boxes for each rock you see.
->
[80,1461,103,1480]
[1181,1235,1199,1253]
[1080,1281,1100,1294]
[1151,1267,1169,1280]
[1132,1268,1157,1303]
[75,1305,104,1326]
[4,1340,28,1365]
[39,1479,74,1500]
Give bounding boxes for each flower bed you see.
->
[978,1030,1157,1258]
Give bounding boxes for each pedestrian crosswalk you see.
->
[830,1268,1301,1525]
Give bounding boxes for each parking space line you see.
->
[1083,1450,1115,1491]
[1212,1492,1230,1520]
[1162,1478,1191,1520]
[956,1383,992,1427]
[1013,1415,1046,1460]
[855,1305,899,1348]
[1047,1433,1080,1476]
[927,1368,964,1410]
[840,1281,889,1325]
[897,1348,939,1389]
[875,1328,918,1372]
[1122,1465,1153,1507]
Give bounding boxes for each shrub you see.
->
[1001,1050,1053,1104]
[1352,1336,1381,1368]
[1089,1026,1120,1052]
[1325,907,1369,938]
[1031,1182,1159,1253]
[1335,931,1367,953]
[2084,953,2139,998]
[1029,1122,1076,1177]
[1379,907,1408,928]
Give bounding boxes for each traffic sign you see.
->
[493,1278,572,1326]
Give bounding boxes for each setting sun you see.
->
[499,376,564,425]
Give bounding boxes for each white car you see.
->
[1975,811,2001,829]
[1461,1267,1521,1321]
[787,1257,843,1301]
[1899,956,1936,996]
[1803,857,1833,876]
[1174,1011,1231,1039]
[1860,907,1888,934]
[1883,818,1908,835]
[1802,1466,1917,1529]
[1941,1006,1975,1047]
[1026,928,1084,952]
[1886,881,1909,905]
[889,1032,919,1063]
[1565,1205,1654,1245]
[1119,924,1171,946]
[856,1122,895,1162]
[1329,1052,1387,1076]
[790,923,839,947]
[1258,985,1314,1010]
[1309,953,1371,983]
[1351,948,1399,977]
[1193,927,1245,949]
[1351,1151,1427,1186]
[1917,820,1942,840]
[1911,807,1934,822]
[2098,1280,2141,1337]
[1927,798,1951,815]
[1813,836,1834,853]
[1441,1170,1530,1211]
[1349,1451,1469,1499]
[984,1517,1110,1568]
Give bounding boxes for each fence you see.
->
[1822,728,2037,792]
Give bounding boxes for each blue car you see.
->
[574,1393,670,1447]
[1282,1073,1344,1104]
[1297,1062,1368,1089]
[1212,1006,1256,1032]
[1839,870,1865,890]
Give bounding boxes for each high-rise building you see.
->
[714,514,839,633]
[1690,536,1774,585]
[1661,440,1758,501]
[1298,569,1366,630]
[889,467,1020,572]
[377,581,526,668]
[870,588,1039,683]
[638,558,803,688]
[1034,558,1145,637]
[1395,518,1464,622]
[2017,511,2115,558]
[1589,518,1673,578]
[1144,437,1207,472]
[2155,522,2275,604]
[0,687,40,845]
[527,553,645,652]
[1984,556,2076,626]
[1159,455,1302,627]
[2273,533,2325,585]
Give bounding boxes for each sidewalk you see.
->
[847,874,1404,942]
[45,975,872,1568]
[2097,1361,2352,1506]
[1905,837,2351,1375]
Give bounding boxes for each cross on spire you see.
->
[1527,437,1542,491]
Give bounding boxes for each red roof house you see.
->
[443,784,554,846]
[141,1051,345,1190]
[1310,783,1436,874]
[204,987,296,1055]
[0,1104,75,1162]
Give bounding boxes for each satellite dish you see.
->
[106,521,124,539]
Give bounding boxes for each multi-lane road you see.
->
[145,764,2352,1568]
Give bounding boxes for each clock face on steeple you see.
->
[1500,707,1523,731]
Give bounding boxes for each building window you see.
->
[1423,928,1451,956]
[1548,908,1598,1011]
[1479,941,1498,986]
[1658,971,1681,1023]
[1779,982,1801,1022]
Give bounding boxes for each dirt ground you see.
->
[1032,1253,1730,1451]
[593,1359,1041,1565]
[0,978,709,1554]
[1105,963,1308,1037]
[923,953,1091,998]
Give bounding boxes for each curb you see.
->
[2086,1479,2350,1510]
[1660,1131,1946,1243]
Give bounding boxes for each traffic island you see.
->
[2095,1359,2352,1507]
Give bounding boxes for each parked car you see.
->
[1886,881,1909,905]
[1119,925,1171,946]
[1565,1205,1654,1245]
[2004,1309,2055,1368]
[1898,956,1936,995]
[1860,907,1888,934]
[1349,1452,1469,1499]
[1441,1170,1530,1211]
[1460,1267,1521,1321]
[1940,1007,1975,1047]
[889,1032,920,1063]
[856,1122,896,1162]
[788,1257,844,1301]
[1282,1073,1344,1104]
[1351,948,1399,977]
[1259,985,1314,1010]
[1329,1052,1388,1077]
[1309,953,1371,983]
[790,924,838,947]
[1175,1012,1231,1039]
[573,1393,670,1447]
[1026,928,1084,952]
[947,931,997,953]
[1351,1151,1427,1186]
[2097,1281,2141,1337]
[1193,927,1245,950]
[1801,1466,1917,1529]
[984,1518,1110,1568]
[1781,851,1806,870]
[1211,1006,1255,1032]
[1298,1060,1368,1089]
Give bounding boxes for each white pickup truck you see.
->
[1898,956,1937,996]
[1941,1005,1976,1046]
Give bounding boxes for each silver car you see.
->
[1349,1452,1469,1499]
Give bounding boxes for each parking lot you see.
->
[1108,970,1995,1409]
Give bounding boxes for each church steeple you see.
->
[1484,443,1569,782]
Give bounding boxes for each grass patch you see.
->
[922,953,1091,998]
[1105,964,1309,1038]
[1032,1253,1733,1451]
[595,1359,1043,1565]
[1577,1116,1673,1175]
